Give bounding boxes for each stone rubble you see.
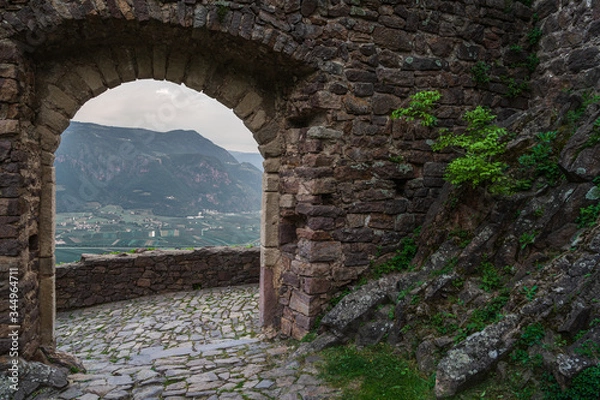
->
[31,285,339,400]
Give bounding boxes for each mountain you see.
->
[55,122,263,216]
[230,151,264,171]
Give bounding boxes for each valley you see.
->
[55,205,261,264]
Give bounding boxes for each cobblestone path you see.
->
[54,285,339,400]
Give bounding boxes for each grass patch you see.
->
[543,365,600,400]
[479,261,502,292]
[518,131,562,186]
[454,291,509,343]
[319,344,433,400]
[576,203,600,228]
[373,235,418,278]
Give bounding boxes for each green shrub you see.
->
[433,106,510,193]
[393,92,512,194]
[448,229,472,248]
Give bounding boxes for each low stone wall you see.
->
[55,247,260,311]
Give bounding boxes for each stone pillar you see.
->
[259,171,280,328]
[38,166,56,347]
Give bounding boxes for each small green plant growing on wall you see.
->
[519,231,537,249]
[503,77,529,98]
[583,118,600,149]
[522,285,538,301]
[472,61,491,85]
[214,0,229,22]
[566,91,600,129]
[479,261,502,292]
[527,27,542,46]
[391,90,441,127]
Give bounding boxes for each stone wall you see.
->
[55,247,260,311]
[0,0,581,359]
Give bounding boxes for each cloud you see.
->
[73,80,259,153]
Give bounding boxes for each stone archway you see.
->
[32,31,308,351]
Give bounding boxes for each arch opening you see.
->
[54,79,263,264]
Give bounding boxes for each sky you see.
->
[73,79,259,153]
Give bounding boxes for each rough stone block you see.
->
[298,239,342,262]
[291,260,331,277]
[45,85,79,116]
[279,194,295,208]
[288,289,314,315]
[185,55,211,91]
[165,52,188,84]
[303,277,331,294]
[262,157,280,173]
[306,126,342,140]
[435,314,519,398]
[373,26,413,51]
[0,78,19,102]
[75,65,107,96]
[246,109,268,132]
[0,198,19,216]
[321,275,397,334]
[260,246,281,268]
[234,90,263,119]
[219,75,250,108]
[261,191,280,247]
[0,119,19,135]
[311,90,341,109]
[258,135,283,158]
[37,106,69,133]
[152,45,168,80]
[92,50,121,88]
[113,47,137,83]
[39,125,61,153]
[39,275,55,346]
[0,239,21,256]
[301,178,336,195]
[262,173,279,192]
[135,46,153,79]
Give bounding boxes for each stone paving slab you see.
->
[50,285,340,400]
